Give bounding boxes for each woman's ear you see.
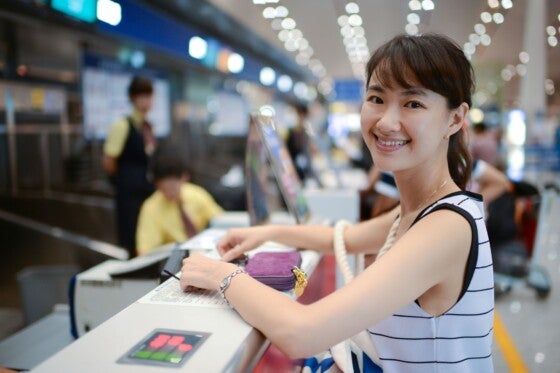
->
[446,103,469,139]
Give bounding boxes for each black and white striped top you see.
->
[368,192,494,372]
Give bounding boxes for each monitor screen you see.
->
[253,114,310,224]
[245,117,271,226]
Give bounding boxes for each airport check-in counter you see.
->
[31,228,321,372]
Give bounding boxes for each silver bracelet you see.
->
[218,268,246,308]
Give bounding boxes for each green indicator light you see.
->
[151,352,167,360]
[165,354,182,363]
[135,350,152,359]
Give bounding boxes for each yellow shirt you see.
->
[136,183,224,255]
[103,109,146,157]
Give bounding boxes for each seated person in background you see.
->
[136,144,224,255]
[470,158,512,206]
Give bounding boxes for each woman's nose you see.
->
[376,106,400,133]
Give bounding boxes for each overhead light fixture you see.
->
[227,53,244,74]
[259,67,276,86]
[97,0,122,26]
[254,1,328,95]
[277,75,293,92]
[188,36,207,59]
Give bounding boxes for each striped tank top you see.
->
[368,192,494,372]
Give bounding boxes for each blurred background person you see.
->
[286,103,312,182]
[470,121,500,167]
[136,143,224,256]
[103,76,157,257]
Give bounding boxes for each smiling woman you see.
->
[180,33,494,373]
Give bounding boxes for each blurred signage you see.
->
[51,0,97,23]
[334,79,363,103]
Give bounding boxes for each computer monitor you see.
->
[252,114,310,224]
[245,116,271,226]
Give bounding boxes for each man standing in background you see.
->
[103,76,156,257]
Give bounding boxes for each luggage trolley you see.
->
[493,187,557,299]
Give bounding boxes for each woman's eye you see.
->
[406,101,424,109]
[368,95,383,104]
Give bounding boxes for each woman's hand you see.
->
[180,254,238,292]
[216,226,273,261]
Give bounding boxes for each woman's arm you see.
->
[183,208,471,358]
[217,206,398,261]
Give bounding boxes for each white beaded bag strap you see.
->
[330,215,400,368]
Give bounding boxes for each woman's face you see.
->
[360,74,461,174]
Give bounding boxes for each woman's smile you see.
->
[374,135,410,152]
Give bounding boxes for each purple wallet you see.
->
[245,251,305,292]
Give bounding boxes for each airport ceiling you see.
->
[206,0,560,107]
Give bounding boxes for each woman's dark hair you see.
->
[365,33,473,189]
[128,75,153,99]
[150,143,188,182]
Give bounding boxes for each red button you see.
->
[178,343,192,352]
[168,336,185,346]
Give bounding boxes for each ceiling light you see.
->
[275,6,288,17]
[463,42,476,55]
[405,23,419,35]
[97,0,122,26]
[547,26,556,36]
[501,68,513,81]
[409,0,421,11]
[345,2,359,14]
[421,0,435,11]
[348,14,363,27]
[227,53,244,73]
[188,36,207,59]
[278,29,290,42]
[516,64,527,76]
[353,26,365,37]
[548,36,558,47]
[481,12,492,23]
[281,18,296,29]
[262,7,276,18]
[277,75,293,92]
[298,38,309,50]
[488,0,499,8]
[545,79,555,95]
[480,34,492,46]
[259,67,276,86]
[293,81,308,99]
[518,51,530,64]
[338,15,349,27]
[284,39,299,52]
[474,23,486,35]
[407,13,420,24]
[493,12,504,24]
[469,34,481,45]
[318,79,333,96]
[501,0,513,9]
